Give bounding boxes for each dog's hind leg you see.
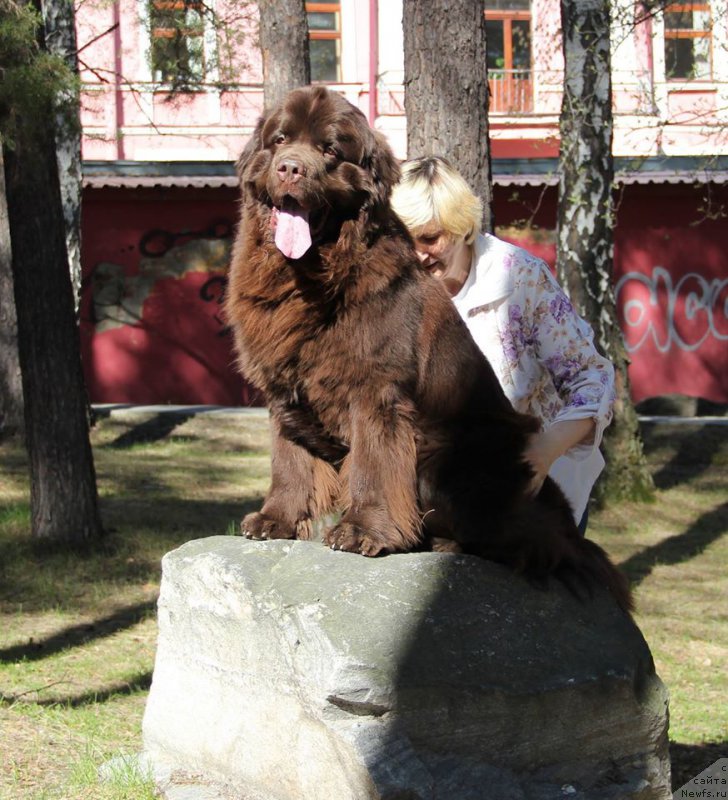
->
[242,414,340,541]
[324,390,421,556]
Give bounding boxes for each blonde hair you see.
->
[390,156,483,245]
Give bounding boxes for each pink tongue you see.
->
[274,206,312,259]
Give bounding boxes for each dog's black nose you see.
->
[276,159,306,183]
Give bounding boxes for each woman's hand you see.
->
[523,435,558,496]
[524,418,597,496]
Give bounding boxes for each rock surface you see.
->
[142,536,671,800]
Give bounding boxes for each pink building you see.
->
[77,1,728,406]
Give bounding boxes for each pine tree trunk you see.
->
[258,0,310,112]
[402,0,493,232]
[0,149,24,438]
[3,0,103,544]
[42,0,83,311]
[556,0,653,503]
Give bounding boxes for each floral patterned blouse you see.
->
[452,233,616,522]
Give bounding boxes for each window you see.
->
[484,0,532,113]
[150,0,206,87]
[664,2,712,80]
[306,2,341,82]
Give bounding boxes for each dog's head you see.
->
[237,86,400,259]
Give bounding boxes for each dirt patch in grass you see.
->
[1,411,727,795]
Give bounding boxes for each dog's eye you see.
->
[274,134,286,145]
[323,144,338,158]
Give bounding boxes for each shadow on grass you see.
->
[100,495,254,534]
[620,500,728,586]
[0,497,261,615]
[1,671,152,708]
[107,413,195,449]
[0,600,157,663]
[671,740,728,789]
[645,423,727,491]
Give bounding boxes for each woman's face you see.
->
[412,224,458,278]
[412,222,472,293]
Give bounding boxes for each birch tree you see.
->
[258,0,310,111]
[42,0,82,309]
[556,0,654,502]
[402,0,493,233]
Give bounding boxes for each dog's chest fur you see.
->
[228,235,420,446]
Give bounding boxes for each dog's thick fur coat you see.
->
[225,87,632,612]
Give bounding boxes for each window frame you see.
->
[149,0,208,87]
[484,7,531,73]
[306,1,341,83]
[484,4,533,114]
[663,1,713,82]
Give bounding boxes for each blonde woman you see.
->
[391,156,615,533]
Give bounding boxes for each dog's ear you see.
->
[236,116,265,183]
[363,130,401,209]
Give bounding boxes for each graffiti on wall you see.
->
[199,275,229,336]
[89,222,232,332]
[616,266,728,353]
[82,220,257,405]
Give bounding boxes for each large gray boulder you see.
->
[142,536,671,800]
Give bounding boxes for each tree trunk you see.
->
[402,0,493,233]
[42,0,83,311]
[258,0,310,112]
[0,149,24,438]
[3,0,103,544]
[556,0,654,503]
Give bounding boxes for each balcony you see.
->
[489,69,533,114]
[377,70,535,119]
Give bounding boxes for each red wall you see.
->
[80,181,728,405]
[613,184,728,404]
[494,182,728,404]
[80,186,255,405]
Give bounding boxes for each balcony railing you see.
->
[377,71,535,118]
[488,69,533,114]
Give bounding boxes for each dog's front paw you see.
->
[324,521,390,557]
[241,511,295,541]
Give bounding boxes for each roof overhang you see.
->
[82,156,728,190]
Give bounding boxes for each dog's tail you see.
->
[473,489,634,614]
[552,535,634,614]
[540,478,634,613]
[482,524,634,614]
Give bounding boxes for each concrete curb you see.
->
[92,405,728,426]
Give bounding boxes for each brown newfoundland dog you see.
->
[225,86,631,612]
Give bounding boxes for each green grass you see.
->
[600,424,728,746]
[1,411,726,797]
[0,412,270,799]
